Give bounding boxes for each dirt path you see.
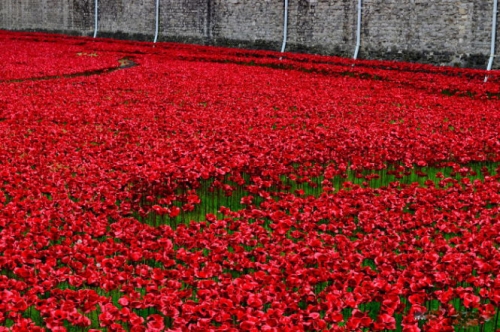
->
[0,57,137,84]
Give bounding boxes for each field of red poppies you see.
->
[1,30,500,331]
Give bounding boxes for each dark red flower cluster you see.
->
[0,30,500,331]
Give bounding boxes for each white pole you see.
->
[93,0,98,38]
[485,0,498,82]
[154,0,160,43]
[353,0,362,59]
[280,0,288,53]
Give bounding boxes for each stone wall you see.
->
[97,0,155,40]
[1,0,498,68]
[0,0,93,35]
[162,0,209,43]
[359,0,495,67]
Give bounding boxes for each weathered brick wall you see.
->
[97,0,155,39]
[161,0,208,42]
[286,1,356,55]
[359,0,495,67]
[1,0,498,68]
[0,0,93,35]
[211,0,284,48]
